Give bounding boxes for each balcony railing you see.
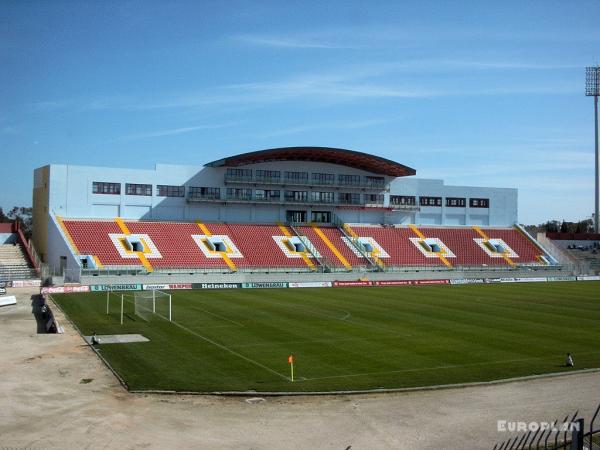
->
[188,193,221,201]
[224,174,386,190]
[188,192,385,207]
[338,198,363,205]
[389,203,421,211]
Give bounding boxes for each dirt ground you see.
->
[1,288,599,450]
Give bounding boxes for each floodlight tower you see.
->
[586,67,600,233]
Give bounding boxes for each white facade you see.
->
[34,160,517,227]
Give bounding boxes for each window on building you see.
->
[312,173,335,185]
[255,170,281,182]
[255,189,280,201]
[286,210,307,223]
[226,188,253,200]
[446,197,466,207]
[157,185,185,197]
[364,193,384,204]
[311,191,335,203]
[338,174,361,186]
[284,171,309,183]
[339,192,361,205]
[125,183,152,196]
[419,196,442,207]
[92,182,121,195]
[390,195,416,206]
[311,211,332,223]
[284,190,308,202]
[189,186,220,199]
[470,198,490,208]
[226,168,252,180]
[364,176,385,188]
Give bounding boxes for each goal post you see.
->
[106,291,124,325]
[134,290,172,322]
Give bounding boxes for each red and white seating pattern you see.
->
[206,223,310,269]
[60,219,545,270]
[192,235,244,259]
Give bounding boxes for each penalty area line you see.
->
[122,296,286,380]
[169,319,290,381]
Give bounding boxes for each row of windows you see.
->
[94,182,186,197]
[125,183,152,196]
[93,181,489,208]
[190,187,385,204]
[286,210,331,224]
[226,168,385,186]
[389,195,489,208]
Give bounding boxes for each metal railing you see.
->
[224,174,386,190]
[492,403,600,450]
[337,222,381,271]
[74,265,322,278]
[382,263,564,273]
[188,192,385,207]
[288,224,332,272]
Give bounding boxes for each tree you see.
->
[2,206,33,239]
[575,219,593,234]
[560,220,569,233]
[545,220,560,233]
[0,207,9,223]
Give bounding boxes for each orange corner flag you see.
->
[288,355,294,382]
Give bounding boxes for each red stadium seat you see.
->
[60,219,545,271]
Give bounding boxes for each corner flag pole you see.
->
[288,355,294,382]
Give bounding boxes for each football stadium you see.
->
[1,128,599,450]
[3,3,600,447]
[1,146,593,396]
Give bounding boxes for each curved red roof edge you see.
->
[205,147,416,177]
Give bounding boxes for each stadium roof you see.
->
[205,147,416,177]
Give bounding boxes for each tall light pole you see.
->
[586,67,600,233]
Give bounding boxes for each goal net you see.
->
[106,291,125,324]
[134,290,172,322]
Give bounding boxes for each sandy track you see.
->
[1,288,598,450]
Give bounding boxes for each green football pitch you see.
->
[51,282,600,393]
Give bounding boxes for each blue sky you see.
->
[1,0,599,224]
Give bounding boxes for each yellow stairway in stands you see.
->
[277,223,316,271]
[472,226,515,267]
[311,223,351,270]
[115,217,153,272]
[344,223,384,269]
[55,216,80,255]
[196,221,237,272]
[409,224,453,268]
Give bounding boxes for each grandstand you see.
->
[542,232,600,274]
[30,147,568,283]
[57,218,548,274]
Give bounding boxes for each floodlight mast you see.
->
[586,67,600,233]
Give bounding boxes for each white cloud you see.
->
[121,122,239,141]
[231,34,356,49]
[253,118,398,138]
[229,25,600,51]
[29,58,584,114]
